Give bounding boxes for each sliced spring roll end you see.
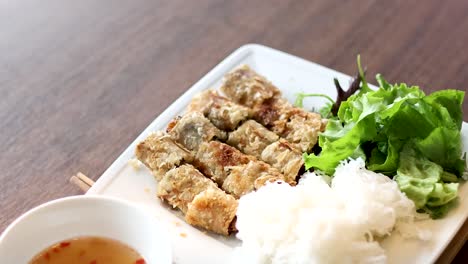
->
[185,187,238,236]
[252,97,290,128]
[188,89,251,131]
[261,140,303,185]
[223,161,285,199]
[156,164,218,214]
[270,108,322,153]
[207,104,251,131]
[221,65,281,107]
[222,165,255,199]
[227,120,279,159]
[195,141,254,185]
[167,112,227,151]
[135,132,193,181]
[186,90,214,115]
[282,113,321,153]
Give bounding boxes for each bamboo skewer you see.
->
[69,172,94,192]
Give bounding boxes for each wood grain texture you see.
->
[0,0,466,262]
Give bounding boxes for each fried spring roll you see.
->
[167,112,227,151]
[185,186,238,236]
[253,97,324,152]
[195,141,287,198]
[261,139,304,184]
[135,131,193,181]
[157,164,237,235]
[222,160,284,198]
[221,65,281,107]
[194,141,254,185]
[187,89,251,131]
[252,97,291,128]
[271,108,324,152]
[221,65,326,153]
[157,164,218,213]
[227,120,279,159]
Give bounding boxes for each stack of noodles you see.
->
[135,65,327,235]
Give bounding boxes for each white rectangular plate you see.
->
[87,44,468,264]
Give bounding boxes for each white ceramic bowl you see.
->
[0,195,172,263]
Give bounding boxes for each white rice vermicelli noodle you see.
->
[234,158,429,264]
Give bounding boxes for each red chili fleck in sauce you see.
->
[89,260,97,264]
[60,242,71,248]
[135,259,146,264]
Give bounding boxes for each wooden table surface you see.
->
[1,0,467,262]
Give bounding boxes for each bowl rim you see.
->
[0,195,171,248]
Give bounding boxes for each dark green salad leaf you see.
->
[303,57,466,218]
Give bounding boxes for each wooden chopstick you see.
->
[76,172,95,186]
[69,172,94,192]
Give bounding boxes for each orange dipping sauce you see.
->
[29,236,145,264]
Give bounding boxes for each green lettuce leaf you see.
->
[395,145,458,217]
[304,114,376,174]
[303,57,465,218]
[424,89,464,130]
[414,127,466,176]
[367,137,404,174]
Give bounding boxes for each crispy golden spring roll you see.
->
[261,139,303,184]
[252,97,291,128]
[187,89,251,131]
[271,108,324,153]
[227,120,279,159]
[157,165,237,235]
[135,131,193,181]
[194,141,254,185]
[195,141,286,198]
[221,65,325,153]
[185,186,238,236]
[221,65,281,107]
[222,160,284,198]
[157,164,217,213]
[253,99,325,153]
[167,112,227,151]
